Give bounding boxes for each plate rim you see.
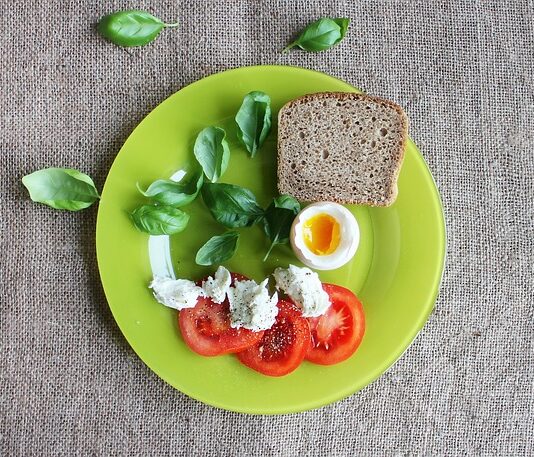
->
[96,64,446,414]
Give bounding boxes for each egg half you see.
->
[290,202,360,271]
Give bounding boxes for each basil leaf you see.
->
[137,169,203,207]
[262,195,301,261]
[202,182,264,228]
[334,18,350,38]
[193,126,230,183]
[283,17,350,52]
[196,231,239,266]
[98,10,179,47]
[235,91,272,158]
[21,168,99,211]
[130,204,189,235]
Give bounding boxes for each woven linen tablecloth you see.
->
[1,1,533,455]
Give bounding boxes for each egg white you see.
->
[290,202,360,271]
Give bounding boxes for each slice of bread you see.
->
[277,92,409,206]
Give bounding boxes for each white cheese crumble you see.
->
[201,265,231,304]
[150,265,328,330]
[150,277,205,310]
[273,264,331,317]
[227,279,279,331]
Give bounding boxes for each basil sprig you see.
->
[196,231,239,266]
[194,126,230,183]
[283,18,350,53]
[130,204,189,235]
[98,10,179,47]
[137,169,203,207]
[262,195,301,261]
[202,182,264,228]
[21,168,99,211]
[235,91,272,157]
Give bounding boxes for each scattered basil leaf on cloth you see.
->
[196,231,240,266]
[21,168,99,211]
[194,126,230,183]
[130,204,189,235]
[262,195,301,261]
[202,182,264,228]
[137,169,203,207]
[283,17,350,52]
[235,91,272,157]
[98,10,179,47]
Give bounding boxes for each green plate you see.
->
[96,65,445,414]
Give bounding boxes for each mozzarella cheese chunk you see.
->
[150,265,330,330]
[273,264,331,317]
[150,277,205,310]
[201,265,231,304]
[227,279,278,331]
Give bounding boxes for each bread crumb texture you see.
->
[277,93,408,206]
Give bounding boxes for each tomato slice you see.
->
[306,284,365,365]
[178,273,264,356]
[237,300,311,377]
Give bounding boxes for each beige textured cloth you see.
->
[1,1,533,455]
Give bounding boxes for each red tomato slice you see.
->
[306,284,365,365]
[237,300,311,377]
[178,273,263,356]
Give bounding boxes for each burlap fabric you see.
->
[1,1,533,455]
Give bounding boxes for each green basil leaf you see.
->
[262,195,301,261]
[130,204,189,235]
[193,126,230,183]
[202,182,264,228]
[137,169,203,207]
[196,231,239,266]
[283,17,350,52]
[21,168,99,211]
[98,10,179,47]
[333,18,350,39]
[235,91,272,158]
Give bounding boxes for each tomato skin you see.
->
[305,284,365,365]
[237,300,311,377]
[178,273,264,356]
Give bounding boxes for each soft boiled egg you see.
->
[290,202,359,270]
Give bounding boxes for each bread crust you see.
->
[277,92,409,206]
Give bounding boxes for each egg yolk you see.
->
[302,213,340,255]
